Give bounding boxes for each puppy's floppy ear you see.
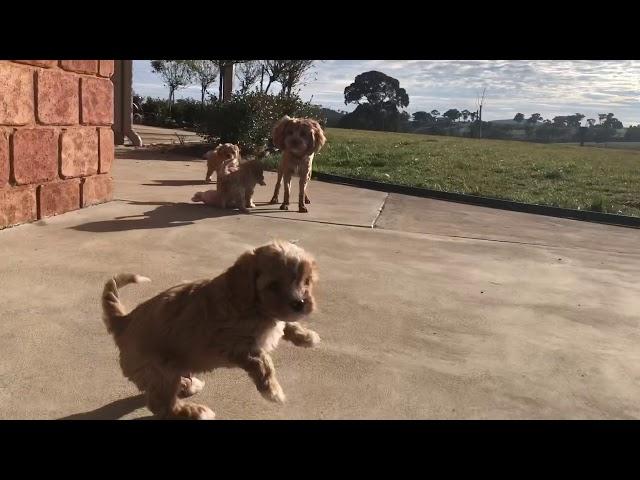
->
[227,250,258,311]
[272,116,291,150]
[308,119,326,153]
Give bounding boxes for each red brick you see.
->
[0,130,8,185]
[0,62,34,125]
[81,77,113,125]
[37,179,80,218]
[81,175,113,207]
[98,128,114,173]
[60,60,98,74]
[98,60,114,78]
[0,185,37,228]
[36,69,79,125]
[12,128,59,185]
[14,60,57,68]
[61,128,98,178]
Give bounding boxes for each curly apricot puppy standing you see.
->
[270,116,326,213]
[101,241,321,420]
[203,143,241,185]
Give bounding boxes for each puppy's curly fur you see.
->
[203,143,241,186]
[218,159,266,212]
[102,241,320,420]
[270,116,326,213]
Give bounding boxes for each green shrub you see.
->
[196,92,325,154]
[170,98,204,127]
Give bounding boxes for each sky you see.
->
[133,60,640,126]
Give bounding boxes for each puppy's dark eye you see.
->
[304,277,311,286]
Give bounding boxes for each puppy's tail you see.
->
[102,274,151,337]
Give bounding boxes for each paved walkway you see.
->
[1,150,639,419]
[126,124,205,145]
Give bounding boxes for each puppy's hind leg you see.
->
[236,188,249,213]
[245,185,256,208]
[146,368,215,420]
[270,167,283,204]
[280,170,293,211]
[205,162,215,183]
[298,166,311,213]
[283,322,321,347]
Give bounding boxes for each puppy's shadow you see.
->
[70,201,237,233]
[58,394,155,420]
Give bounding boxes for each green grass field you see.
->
[302,128,640,217]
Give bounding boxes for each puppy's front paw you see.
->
[298,204,308,213]
[173,402,216,420]
[280,203,289,211]
[269,197,279,205]
[178,376,205,398]
[302,330,321,347]
[193,405,216,420]
[247,201,256,208]
[260,380,286,404]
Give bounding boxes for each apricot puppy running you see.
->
[101,240,321,420]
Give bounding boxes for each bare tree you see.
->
[262,60,289,94]
[259,62,266,92]
[235,61,262,94]
[475,87,487,138]
[279,60,316,97]
[150,60,193,111]
[187,60,219,104]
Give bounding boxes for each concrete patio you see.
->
[1,149,639,420]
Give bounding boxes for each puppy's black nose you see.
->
[290,299,305,312]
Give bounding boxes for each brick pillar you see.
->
[0,60,115,229]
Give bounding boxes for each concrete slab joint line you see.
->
[371,193,389,229]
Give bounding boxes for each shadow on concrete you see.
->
[70,201,237,233]
[115,146,209,162]
[58,394,153,420]
[142,179,211,187]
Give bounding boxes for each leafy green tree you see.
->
[150,60,193,111]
